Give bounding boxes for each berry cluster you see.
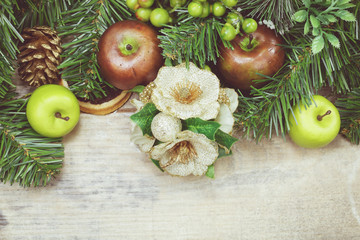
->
[126,0,259,41]
[126,0,172,27]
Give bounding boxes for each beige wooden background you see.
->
[1,82,360,239]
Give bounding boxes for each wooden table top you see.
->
[1,87,360,240]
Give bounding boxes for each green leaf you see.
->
[214,130,238,152]
[312,27,320,36]
[151,159,164,172]
[292,10,308,23]
[324,14,337,23]
[205,165,215,179]
[340,3,356,9]
[337,0,355,8]
[304,19,310,35]
[337,0,351,4]
[302,0,311,8]
[130,103,159,136]
[334,10,356,22]
[325,33,340,48]
[312,35,325,54]
[310,15,321,28]
[129,85,145,93]
[317,15,330,25]
[183,118,221,140]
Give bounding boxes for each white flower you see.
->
[151,112,182,142]
[151,63,220,120]
[150,130,218,177]
[215,88,239,134]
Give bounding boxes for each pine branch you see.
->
[15,0,74,29]
[234,43,314,141]
[237,0,302,34]
[336,88,360,144]
[158,17,232,68]
[0,98,64,187]
[57,0,131,101]
[0,0,22,100]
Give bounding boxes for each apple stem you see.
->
[55,112,70,121]
[247,34,254,49]
[126,44,133,51]
[317,110,331,121]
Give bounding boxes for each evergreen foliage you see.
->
[0,97,64,187]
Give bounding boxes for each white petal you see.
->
[165,161,195,177]
[215,104,235,134]
[192,162,210,176]
[223,88,239,113]
[150,141,177,160]
[130,99,145,111]
[130,125,155,153]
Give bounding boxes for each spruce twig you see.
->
[57,0,131,101]
[15,0,74,30]
[0,0,21,100]
[158,17,232,68]
[237,0,301,34]
[336,88,360,145]
[0,98,64,187]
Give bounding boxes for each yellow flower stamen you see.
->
[170,80,202,104]
[161,140,197,168]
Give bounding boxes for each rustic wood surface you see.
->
[1,88,360,239]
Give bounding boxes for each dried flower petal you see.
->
[215,104,235,134]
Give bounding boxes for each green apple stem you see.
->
[55,112,70,121]
[317,110,331,121]
[247,34,254,49]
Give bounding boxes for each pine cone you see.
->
[17,26,62,87]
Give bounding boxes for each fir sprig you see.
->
[158,17,232,68]
[57,0,131,101]
[15,0,74,29]
[0,0,21,100]
[238,0,302,34]
[0,97,64,187]
[336,88,360,144]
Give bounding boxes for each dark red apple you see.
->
[218,25,285,90]
[97,20,164,90]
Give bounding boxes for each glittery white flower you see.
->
[150,130,218,177]
[151,63,220,120]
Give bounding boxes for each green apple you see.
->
[288,95,341,148]
[26,84,80,138]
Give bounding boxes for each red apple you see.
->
[218,25,285,90]
[97,20,164,90]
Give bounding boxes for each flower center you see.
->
[161,140,198,168]
[170,80,202,104]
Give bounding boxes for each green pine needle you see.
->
[0,98,64,187]
[57,0,131,101]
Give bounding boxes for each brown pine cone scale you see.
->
[17,26,62,87]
